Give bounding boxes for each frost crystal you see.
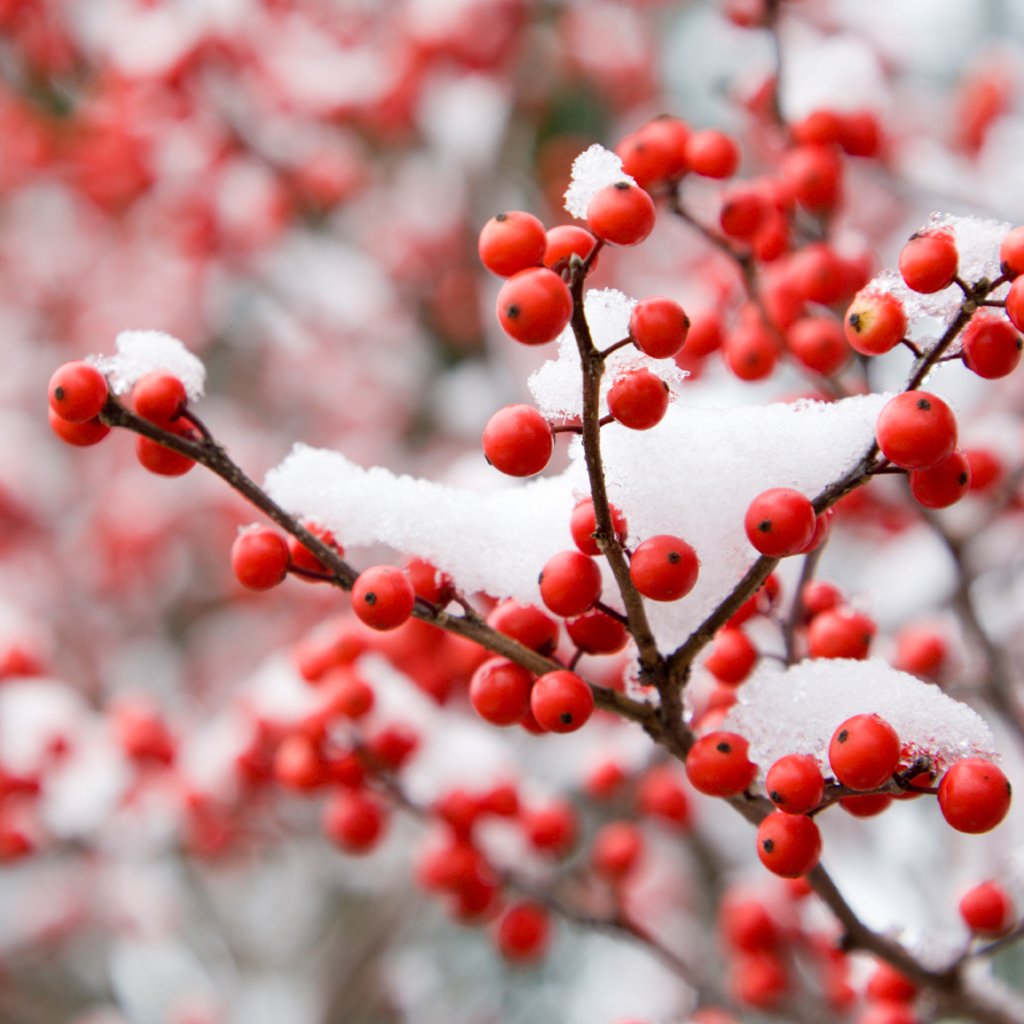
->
[722,658,996,777]
[563,145,635,220]
[93,330,206,400]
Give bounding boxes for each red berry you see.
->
[566,609,629,654]
[591,820,644,881]
[231,526,291,591]
[607,369,670,430]
[744,488,815,558]
[352,565,416,631]
[840,792,892,817]
[959,880,1015,936]
[482,404,553,477]
[523,800,577,856]
[48,361,108,423]
[780,144,843,212]
[629,297,690,359]
[48,407,110,447]
[730,952,789,1009]
[680,310,724,358]
[132,372,187,424]
[844,290,908,356]
[478,210,547,277]
[469,657,533,726]
[807,606,876,659]
[135,419,199,476]
[543,224,599,272]
[839,110,883,157]
[586,181,657,246]
[495,901,550,963]
[539,549,602,618]
[964,447,1004,493]
[786,316,849,376]
[875,391,958,471]
[719,894,782,953]
[615,116,690,188]
[961,311,1022,379]
[496,267,573,345]
[938,758,1012,834]
[486,600,558,655]
[530,670,594,733]
[756,812,822,877]
[999,225,1024,279]
[722,316,780,381]
[899,230,958,293]
[893,624,948,679]
[686,129,739,179]
[402,556,454,606]
[766,754,825,814]
[636,765,690,827]
[719,186,768,239]
[865,961,918,1003]
[828,713,901,791]
[1007,277,1024,331]
[323,789,387,853]
[288,522,343,581]
[704,628,758,686]
[908,450,971,509]
[629,534,700,601]
[685,731,757,797]
[569,497,628,556]
[801,580,843,621]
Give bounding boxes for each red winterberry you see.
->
[999,225,1024,278]
[323,789,387,853]
[786,316,849,376]
[615,116,690,188]
[49,408,110,447]
[1007,277,1024,331]
[607,369,670,430]
[231,526,291,591]
[486,600,558,654]
[48,361,108,423]
[685,731,757,796]
[899,230,958,293]
[704,628,758,686]
[543,224,599,272]
[478,210,547,277]
[352,565,416,631]
[539,549,602,618]
[744,488,816,558]
[893,624,948,679]
[807,606,876,659]
[875,391,958,471]
[132,372,187,424]
[756,812,822,877]
[482,404,553,477]
[959,880,1015,937]
[135,418,199,476]
[844,291,908,356]
[496,267,573,345]
[961,311,1022,379]
[469,658,533,727]
[530,670,594,733]
[636,765,691,827]
[402,556,454,606]
[865,962,918,1003]
[780,144,843,212]
[909,450,971,509]
[566,609,629,654]
[288,522,343,580]
[523,800,577,856]
[629,297,690,359]
[722,316,780,381]
[591,820,644,881]
[938,758,1012,834]
[629,534,700,601]
[719,186,768,239]
[569,497,628,556]
[586,181,657,246]
[495,901,550,963]
[828,713,901,791]
[766,754,825,814]
[686,129,739,178]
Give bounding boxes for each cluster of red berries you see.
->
[48,362,202,476]
[685,711,1011,883]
